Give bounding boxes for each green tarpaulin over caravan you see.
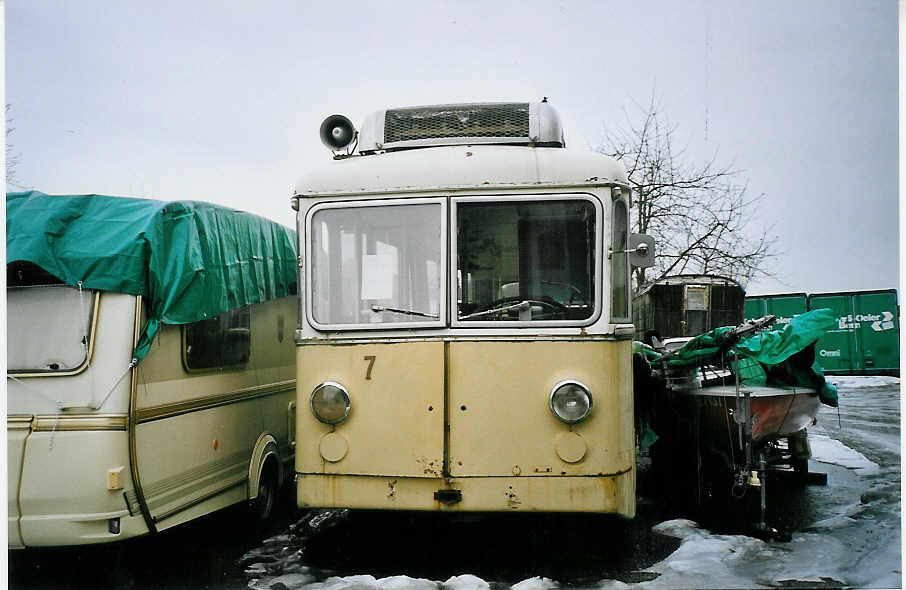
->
[6,191,297,361]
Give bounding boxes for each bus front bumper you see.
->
[296,470,635,517]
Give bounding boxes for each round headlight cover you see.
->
[549,380,593,424]
[310,382,350,425]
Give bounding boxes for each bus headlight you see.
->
[549,381,593,424]
[310,382,351,425]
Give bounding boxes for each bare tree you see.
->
[6,103,24,189]
[598,95,778,290]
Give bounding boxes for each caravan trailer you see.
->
[291,102,654,515]
[7,192,298,548]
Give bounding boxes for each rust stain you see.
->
[387,479,397,500]
[505,485,521,508]
[415,456,442,477]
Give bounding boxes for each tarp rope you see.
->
[89,358,138,411]
[8,357,137,449]
[6,376,63,450]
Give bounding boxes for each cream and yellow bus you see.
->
[292,102,653,515]
[7,192,298,547]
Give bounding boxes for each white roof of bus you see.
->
[294,144,628,197]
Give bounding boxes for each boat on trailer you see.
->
[680,383,821,451]
[634,310,839,536]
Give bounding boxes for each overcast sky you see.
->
[5,0,898,295]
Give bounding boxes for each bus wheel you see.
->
[251,462,278,523]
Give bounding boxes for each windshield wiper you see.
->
[458,300,531,320]
[371,305,439,319]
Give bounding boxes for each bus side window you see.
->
[611,200,630,321]
[184,306,251,370]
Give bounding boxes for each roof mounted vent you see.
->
[357,101,565,153]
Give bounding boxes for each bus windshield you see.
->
[456,199,597,323]
[310,201,443,327]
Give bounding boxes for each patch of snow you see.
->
[250,574,442,590]
[639,520,770,588]
[257,572,318,589]
[376,575,441,589]
[592,581,631,589]
[441,574,490,590]
[807,513,860,530]
[607,520,853,589]
[808,432,880,474]
[650,519,706,540]
[306,574,380,589]
[841,519,903,588]
[748,533,848,587]
[830,375,900,389]
[858,540,903,589]
[510,576,558,590]
[263,534,294,545]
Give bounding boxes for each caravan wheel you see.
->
[251,461,278,523]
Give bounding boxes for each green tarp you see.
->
[7,191,297,361]
[634,308,839,407]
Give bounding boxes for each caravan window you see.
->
[184,306,251,370]
[7,284,97,373]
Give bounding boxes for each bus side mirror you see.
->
[629,233,655,268]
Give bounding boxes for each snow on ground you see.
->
[592,519,851,589]
[808,432,881,475]
[442,575,491,590]
[593,422,894,589]
[250,574,442,590]
[247,428,887,590]
[508,577,559,590]
[243,378,900,590]
[249,573,554,590]
[827,375,900,389]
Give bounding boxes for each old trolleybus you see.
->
[292,102,654,515]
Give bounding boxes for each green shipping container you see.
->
[807,290,899,376]
[744,293,808,328]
